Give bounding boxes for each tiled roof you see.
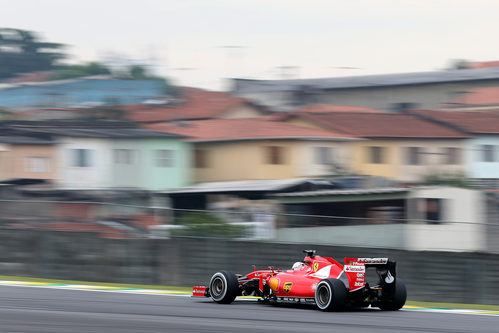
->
[411,109,499,134]
[466,61,499,69]
[294,104,384,113]
[147,118,355,142]
[283,112,469,139]
[450,87,499,106]
[124,87,262,122]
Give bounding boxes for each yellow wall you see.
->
[194,140,299,182]
[351,139,467,181]
[350,140,398,179]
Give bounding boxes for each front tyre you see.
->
[315,278,347,311]
[209,270,239,304]
[379,278,407,311]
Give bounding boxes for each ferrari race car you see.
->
[193,250,406,311]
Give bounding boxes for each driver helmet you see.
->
[292,262,305,270]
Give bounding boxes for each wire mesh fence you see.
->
[0,198,497,252]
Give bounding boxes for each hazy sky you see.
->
[1,0,498,90]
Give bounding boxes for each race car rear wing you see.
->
[344,257,397,292]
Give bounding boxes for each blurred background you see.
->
[1,0,499,305]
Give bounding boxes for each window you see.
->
[25,157,49,173]
[114,149,135,165]
[443,147,460,165]
[265,146,285,165]
[194,148,208,168]
[72,149,92,167]
[482,145,495,162]
[405,147,422,165]
[156,149,175,167]
[424,198,442,224]
[314,147,333,165]
[368,146,385,164]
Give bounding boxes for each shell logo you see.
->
[283,282,293,293]
[269,278,279,292]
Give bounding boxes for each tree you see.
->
[126,64,178,95]
[446,59,470,70]
[0,107,12,120]
[55,62,111,80]
[0,28,65,79]
[129,64,148,79]
[171,212,245,239]
[422,171,471,188]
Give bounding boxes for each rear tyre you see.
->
[379,278,407,311]
[209,270,239,304]
[315,278,347,311]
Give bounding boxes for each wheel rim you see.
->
[211,277,225,298]
[317,284,331,308]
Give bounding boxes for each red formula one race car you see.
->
[193,250,406,311]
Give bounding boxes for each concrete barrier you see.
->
[0,230,498,305]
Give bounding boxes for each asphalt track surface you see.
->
[0,285,497,333]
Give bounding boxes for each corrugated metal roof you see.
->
[1,121,186,139]
[271,187,409,197]
[166,178,313,194]
[233,67,499,93]
[41,127,183,138]
[0,136,55,145]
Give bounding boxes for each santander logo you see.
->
[345,265,365,273]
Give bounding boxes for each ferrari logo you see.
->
[283,282,293,293]
[313,263,319,272]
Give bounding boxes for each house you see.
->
[165,177,339,212]
[2,121,191,190]
[277,111,470,182]
[271,186,487,252]
[123,87,267,123]
[0,129,57,182]
[148,118,357,183]
[409,109,499,188]
[232,67,499,112]
[0,76,168,110]
[444,87,499,109]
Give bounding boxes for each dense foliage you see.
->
[423,171,472,188]
[172,212,245,239]
[0,28,65,79]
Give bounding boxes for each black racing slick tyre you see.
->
[315,278,347,311]
[379,278,407,311]
[209,270,239,304]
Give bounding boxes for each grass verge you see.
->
[406,300,499,311]
[0,275,191,292]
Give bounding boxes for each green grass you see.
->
[406,300,499,311]
[1,275,498,311]
[0,275,191,292]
